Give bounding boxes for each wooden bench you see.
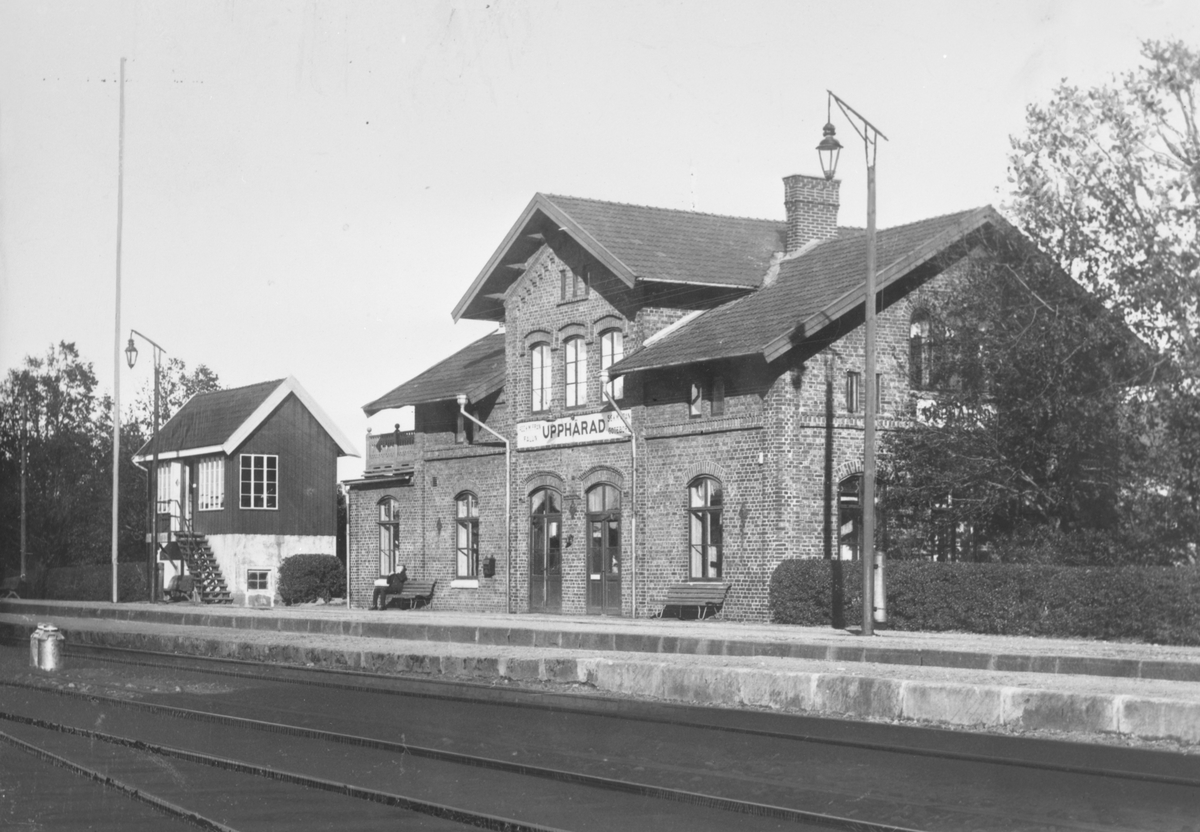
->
[656,582,730,620]
[381,579,437,610]
[1,577,21,599]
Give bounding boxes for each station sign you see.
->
[517,409,632,450]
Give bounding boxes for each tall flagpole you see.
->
[112,57,126,604]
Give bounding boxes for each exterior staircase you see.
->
[174,531,233,604]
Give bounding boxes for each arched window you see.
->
[531,343,551,412]
[378,497,400,574]
[455,492,479,578]
[688,477,723,579]
[564,336,587,407]
[600,330,624,399]
[837,474,888,561]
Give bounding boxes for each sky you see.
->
[2,0,1198,480]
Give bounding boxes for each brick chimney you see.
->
[783,174,840,253]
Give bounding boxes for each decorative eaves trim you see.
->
[451,193,639,322]
[760,206,1002,363]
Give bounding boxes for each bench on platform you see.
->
[1,577,21,599]
[656,582,730,620]
[381,579,437,610]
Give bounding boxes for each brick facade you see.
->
[348,185,962,621]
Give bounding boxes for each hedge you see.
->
[278,554,345,605]
[45,564,149,602]
[769,559,1200,645]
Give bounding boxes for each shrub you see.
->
[769,559,1200,645]
[45,564,148,602]
[277,554,345,605]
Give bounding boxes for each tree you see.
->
[0,343,141,586]
[128,358,221,436]
[1007,39,1200,561]
[882,239,1145,562]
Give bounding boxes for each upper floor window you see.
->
[688,476,723,579]
[600,330,624,400]
[561,266,590,301]
[910,311,938,390]
[845,371,861,413]
[239,454,277,510]
[564,337,587,408]
[689,381,703,417]
[379,497,400,574]
[531,343,551,412]
[711,377,725,417]
[197,457,225,511]
[455,492,479,578]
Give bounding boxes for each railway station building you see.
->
[345,171,1014,620]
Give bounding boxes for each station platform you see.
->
[3,598,1200,749]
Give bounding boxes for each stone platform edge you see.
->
[3,600,1198,684]
[3,618,1199,746]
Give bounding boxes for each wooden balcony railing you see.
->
[365,429,417,473]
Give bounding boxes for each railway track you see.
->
[2,642,1198,831]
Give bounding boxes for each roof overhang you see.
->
[452,193,639,322]
[606,206,1007,376]
[132,376,360,463]
[761,206,1004,362]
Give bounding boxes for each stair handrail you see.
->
[156,499,214,599]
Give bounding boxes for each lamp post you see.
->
[126,329,166,604]
[818,91,888,636]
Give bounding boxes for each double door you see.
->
[529,485,623,615]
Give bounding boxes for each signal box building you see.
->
[133,376,358,605]
[347,172,1010,620]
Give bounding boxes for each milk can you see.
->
[30,623,65,671]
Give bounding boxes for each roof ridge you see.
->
[193,377,284,398]
[542,193,783,226]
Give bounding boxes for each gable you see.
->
[134,376,358,462]
[452,193,786,322]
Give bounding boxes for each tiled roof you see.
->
[135,379,283,457]
[453,193,798,321]
[541,195,786,288]
[611,207,1000,372]
[363,332,506,415]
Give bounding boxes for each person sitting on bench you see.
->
[372,566,407,610]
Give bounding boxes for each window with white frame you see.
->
[247,569,270,591]
[197,458,225,511]
[156,463,171,507]
[601,330,623,399]
[564,337,587,408]
[688,476,724,579]
[379,497,400,574]
[239,454,278,509]
[531,343,551,412]
[455,492,479,578]
[688,381,703,417]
